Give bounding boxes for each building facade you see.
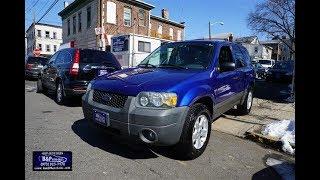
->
[26,23,62,57]
[261,39,294,61]
[58,0,185,50]
[235,36,273,60]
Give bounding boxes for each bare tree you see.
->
[247,0,295,54]
[248,0,295,102]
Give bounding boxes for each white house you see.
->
[26,23,63,57]
[235,36,273,60]
[111,33,171,68]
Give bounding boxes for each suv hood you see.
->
[92,67,201,96]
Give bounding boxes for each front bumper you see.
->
[82,90,189,146]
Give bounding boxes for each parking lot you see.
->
[25,79,294,179]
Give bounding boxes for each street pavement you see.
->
[25,80,289,179]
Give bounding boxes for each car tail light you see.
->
[26,63,32,70]
[70,49,80,77]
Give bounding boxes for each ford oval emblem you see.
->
[102,94,112,102]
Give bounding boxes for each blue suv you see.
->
[82,40,255,159]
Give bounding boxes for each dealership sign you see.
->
[112,36,129,52]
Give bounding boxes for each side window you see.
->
[48,52,59,64]
[232,45,245,68]
[218,46,234,71]
[239,46,251,66]
[56,50,66,64]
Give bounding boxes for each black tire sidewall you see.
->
[177,103,212,160]
[36,78,42,93]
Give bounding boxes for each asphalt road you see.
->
[25,80,285,179]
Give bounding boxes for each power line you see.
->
[35,0,52,17]
[25,0,40,14]
[37,0,60,23]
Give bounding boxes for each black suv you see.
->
[25,56,49,79]
[36,48,122,104]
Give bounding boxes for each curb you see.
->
[244,125,283,151]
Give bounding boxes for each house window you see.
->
[37,30,41,37]
[138,9,146,26]
[38,44,42,51]
[78,12,82,32]
[158,25,162,34]
[138,41,151,52]
[45,31,50,38]
[124,7,132,27]
[53,45,57,52]
[254,47,258,53]
[177,30,181,41]
[106,1,116,24]
[169,28,173,39]
[67,19,70,35]
[53,32,57,39]
[73,15,76,34]
[46,45,50,52]
[87,6,92,28]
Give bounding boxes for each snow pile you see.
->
[261,119,295,155]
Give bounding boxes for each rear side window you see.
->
[239,46,251,66]
[56,50,73,64]
[80,49,121,69]
[232,45,245,68]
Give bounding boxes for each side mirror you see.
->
[220,62,235,72]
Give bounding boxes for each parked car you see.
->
[258,59,275,69]
[36,48,122,104]
[252,61,267,79]
[82,40,255,159]
[266,60,294,82]
[25,56,49,79]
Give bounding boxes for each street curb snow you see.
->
[244,125,283,151]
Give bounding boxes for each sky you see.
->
[25,0,267,40]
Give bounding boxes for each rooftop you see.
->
[150,15,185,28]
[26,22,62,33]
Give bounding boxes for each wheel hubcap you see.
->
[192,115,209,149]
[57,84,62,102]
[247,91,253,109]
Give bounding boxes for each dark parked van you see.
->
[37,48,122,104]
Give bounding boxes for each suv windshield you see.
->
[258,60,272,65]
[27,57,48,65]
[138,42,214,69]
[80,49,121,68]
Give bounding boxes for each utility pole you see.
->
[33,10,36,53]
[208,21,211,40]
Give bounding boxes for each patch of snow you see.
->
[261,119,295,155]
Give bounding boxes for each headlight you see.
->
[137,92,177,108]
[86,82,92,92]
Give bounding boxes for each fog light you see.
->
[141,129,157,142]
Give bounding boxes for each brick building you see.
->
[58,0,185,50]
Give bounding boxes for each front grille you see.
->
[92,90,128,108]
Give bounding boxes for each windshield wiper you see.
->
[158,64,186,69]
[137,64,157,68]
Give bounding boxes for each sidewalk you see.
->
[212,97,295,141]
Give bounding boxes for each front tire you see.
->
[56,81,65,105]
[174,103,212,160]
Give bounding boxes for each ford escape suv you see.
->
[37,48,121,104]
[82,40,255,159]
